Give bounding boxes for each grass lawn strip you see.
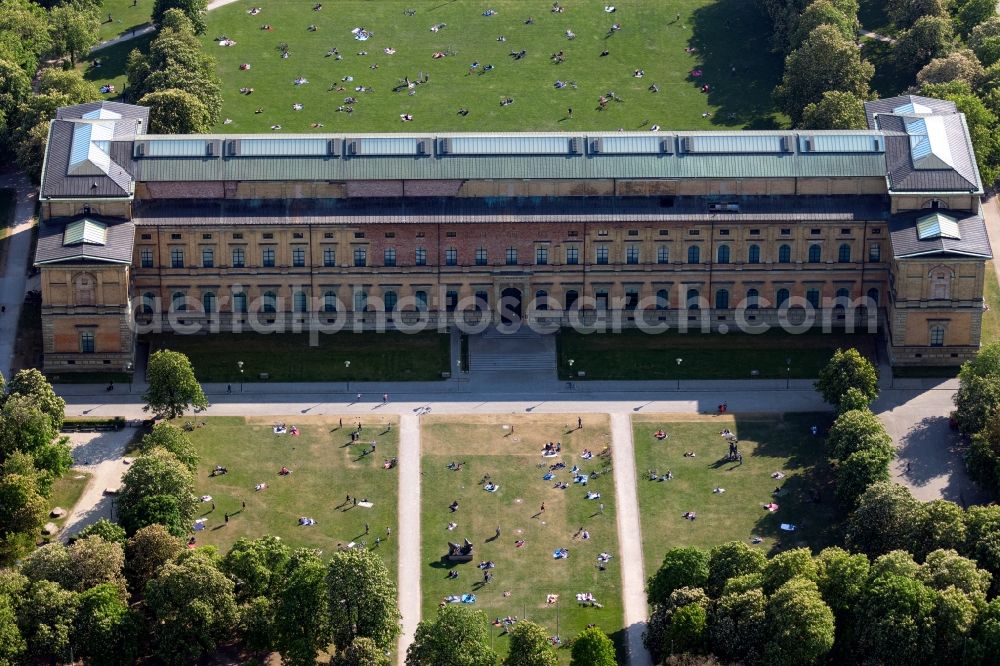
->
[182,415,398,573]
[46,470,92,537]
[632,413,837,578]
[421,414,622,663]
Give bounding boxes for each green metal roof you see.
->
[63,218,107,245]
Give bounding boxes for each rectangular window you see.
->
[170,248,184,268]
[202,233,213,240]
[780,228,791,235]
[324,232,334,239]
[446,247,458,266]
[292,247,306,267]
[79,331,95,353]
[627,230,639,236]
[840,228,852,235]
[626,245,639,264]
[476,248,488,266]
[659,229,669,236]
[262,233,274,240]
[232,247,245,268]
[688,229,700,236]
[293,232,304,239]
[170,233,181,240]
[262,247,275,267]
[354,232,365,239]
[505,247,518,265]
[201,248,214,268]
[569,230,579,237]
[140,248,153,268]
[596,245,609,265]
[384,247,397,267]
[869,243,881,262]
[749,229,760,236]
[385,232,396,238]
[657,246,669,264]
[233,233,244,240]
[597,230,609,237]
[536,247,548,265]
[140,233,152,240]
[323,247,336,267]
[811,228,821,235]
[872,228,882,235]
[415,247,427,266]
[446,231,457,238]
[354,247,367,267]
[719,229,730,236]
[566,247,579,265]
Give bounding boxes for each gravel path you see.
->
[396,414,422,664]
[0,171,35,382]
[60,429,135,538]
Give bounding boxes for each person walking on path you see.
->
[495,525,501,539]
[577,417,582,429]
[224,513,229,524]
[383,392,389,404]
[386,526,392,538]
[227,384,232,394]
[599,502,604,515]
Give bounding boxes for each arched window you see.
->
[686,288,700,310]
[838,244,852,263]
[778,244,791,264]
[262,291,277,313]
[233,292,247,313]
[474,290,489,311]
[354,290,367,312]
[776,288,790,307]
[293,291,307,312]
[656,288,669,310]
[806,289,821,309]
[715,289,729,309]
[384,290,397,311]
[141,291,156,314]
[931,270,950,299]
[596,289,609,310]
[808,244,821,263]
[746,288,759,309]
[748,244,760,264]
[535,290,548,310]
[867,288,879,306]
[323,291,337,313]
[930,325,945,346]
[172,291,186,311]
[415,290,428,311]
[565,290,579,310]
[202,291,216,313]
[74,273,96,306]
[717,245,730,264]
[834,288,849,310]
[687,246,700,264]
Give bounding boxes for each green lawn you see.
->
[421,414,622,662]
[983,261,1000,344]
[557,329,878,380]
[80,31,153,101]
[633,413,838,578]
[158,0,788,133]
[181,416,399,572]
[47,470,93,538]
[143,331,450,382]
[98,0,153,42]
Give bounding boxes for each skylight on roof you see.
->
[681,134,790,154]
[445,136,571,155]
[63,218,107,246]
[240,138,330,156]
[916,212,961,240]
[893,101,933,115]
[799,134,884,153]
[81,108,122,120]
[143,139,212,157]
[905,116,955,170]
[67,122,114,176]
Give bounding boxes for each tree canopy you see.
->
[142,349,208,420]
[406,605,497,666]
[815,348,879,406]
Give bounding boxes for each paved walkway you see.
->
[609,413,653,666]
[982,197,1000,290]
[396,414,421,665]
[858,28,894,43]
[0,171,36,382]
[60,429,135,538]
[90,0,244,54]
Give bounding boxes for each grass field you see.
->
[557,329,878,380]
[633,413,837,578]
[47,470,92,539]
[98,0,153,42]
[177,0,785,133]
[143,331,450,382]
[180,416,399,572]
[421,414,622,662]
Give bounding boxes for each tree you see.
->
[838,386,874,413]
[970,16,1000,66]
[789,0,856,49]
[762,548,818,594]
[273,550,329,666]
[914,500,967,560]
[139,422,199,472]
[923,84,1000,190]
[125,524,183,596]
[145,551,238,666]
[13,120,49,182]
[826,408,893,461]
[0,0,53,73]
[35,69,102,108]
[847,482,924,556]
[871,549,921,580]
[153,0,208,34]
[763,577,835,666]
[76,518,127,545]
[888,0,947,29]
[75,583,140,666]
[118,447,196,535]
[143,349,208,419]
[815,547,870,612]
[0,58,30,150]
[328,549,401,653]
[0,471,47,563]
[140,88,212,134]
[0,594,25,666]
[48,3,100,67]
[569,626,617,666]
[21,542,72,588]
[333,637,391,666]
[21,536,128,601]
[955,374,1000,435]
[0,395,56,463]
[666,603,708,654]
[917,50,985,87]
[815,348,879,407]
[972,597,1000,659]
[854,574,937,665]
[406,605,497,666]
[648,547,710,606]
[222,535,290,601]
[920,549,992,601]
[504,620,558,666]
[799,90,867,129]
[835,447,893,507]
[709,588,766,664]
[16,580,78,664]
[645,588,710,662]
[774,25,874,125]
[934,585,978,662]
[707,541,767,596]
[956,0,997,36]
[238,595,275,655]
[894,15,956,84]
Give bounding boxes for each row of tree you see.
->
[644,537,1000,665]
[956,342,1000,494]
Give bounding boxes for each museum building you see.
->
[34,95,991,373]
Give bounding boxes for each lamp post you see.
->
[456,358,462,392]
[237,361,244,393]
[785,356,792,390]
[125,361,133,393]
[568,358,575,389]
[345,360,351,392]
[676,357,683,390]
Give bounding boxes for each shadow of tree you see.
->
[895,415,991,506]
[67,430,133,466]
[689,0,786,127]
